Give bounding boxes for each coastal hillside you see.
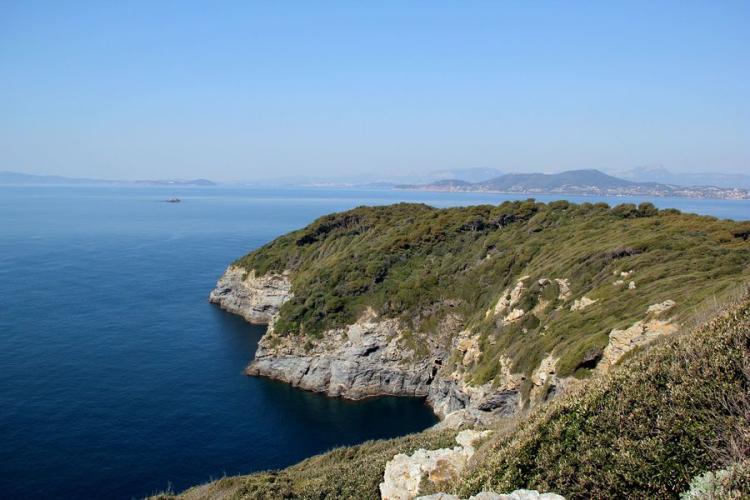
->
[210,200,750,421]
[159,290,750,499]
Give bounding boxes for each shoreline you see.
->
[208,265,515,427]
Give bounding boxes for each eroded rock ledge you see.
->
[209,266,677,424]
[209,266,505,421]
[208,266,292,323]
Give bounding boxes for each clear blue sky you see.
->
[1,1,748,181]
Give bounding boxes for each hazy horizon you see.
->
[2,2,748,182]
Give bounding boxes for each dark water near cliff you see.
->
[1,186,747,499]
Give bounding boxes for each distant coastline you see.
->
[394,169,749,200]
[0,171,215,187]
[3,168,748,200]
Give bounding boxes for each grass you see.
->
[154,428,457,500]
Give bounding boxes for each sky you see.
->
[0,1,748,182]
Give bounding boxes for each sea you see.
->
[1,185,748,499]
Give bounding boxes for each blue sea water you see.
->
[0,185,747,499]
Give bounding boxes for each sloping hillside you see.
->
[160,290,750,499]
[211,200,750,419]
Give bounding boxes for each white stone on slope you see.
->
[380,430,492,500]
[570,296,597,311]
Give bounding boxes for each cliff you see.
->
[209,201,750,424]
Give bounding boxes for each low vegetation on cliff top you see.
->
[235,200,750,380]
[458,291,750,499]
[161,292,750,499]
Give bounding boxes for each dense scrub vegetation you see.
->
[458,293,750,498]
[235,200,750,380]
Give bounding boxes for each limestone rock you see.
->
[555,278,571,300]
[209,266,292,324]
[248,314,442,406]
[380,430,491,500]
[432,408,499,430]
[599,318,677,371]
[570,296,597,311]
[455,330,481,366]
[491,277,529,317]
[531,354,557,386]
[211,266,575,424]
[503,308,525,324]
[647,300,676,315]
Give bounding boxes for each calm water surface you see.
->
[0,186,747,499]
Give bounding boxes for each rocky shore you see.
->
[209,265,528,423]
[210,265,679,426]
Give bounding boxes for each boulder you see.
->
[380,430,492,500]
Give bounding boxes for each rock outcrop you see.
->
[211,267,540,421]
[208,266,292,323]
[570,296,597,311]
[380,430,492,500]
[247,309,445,403]
[597,300,677,371]
[209,265,679,424]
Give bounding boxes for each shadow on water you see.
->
[207,305,438,464]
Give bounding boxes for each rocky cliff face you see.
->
[210,266,676,424]
[208,266,292,324]
[209,266,538,422]
[246,305,505,420]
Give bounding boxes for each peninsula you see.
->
[164,200,750,498]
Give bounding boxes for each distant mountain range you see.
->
[396,169,749,200]
[0,171,215,186]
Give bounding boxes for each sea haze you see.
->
[0,186,747,499]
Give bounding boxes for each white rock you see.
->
[628,281,636,290]
[554,278,571,300]
[503,308,525,324]
[570,296,597,311]
[380,431,491,500]
[598,319,677,371]
[455,429,491,449]
[492,277,529,316]
[647,300,676,315]
[531,354,557,386]
[209,266,292,324]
